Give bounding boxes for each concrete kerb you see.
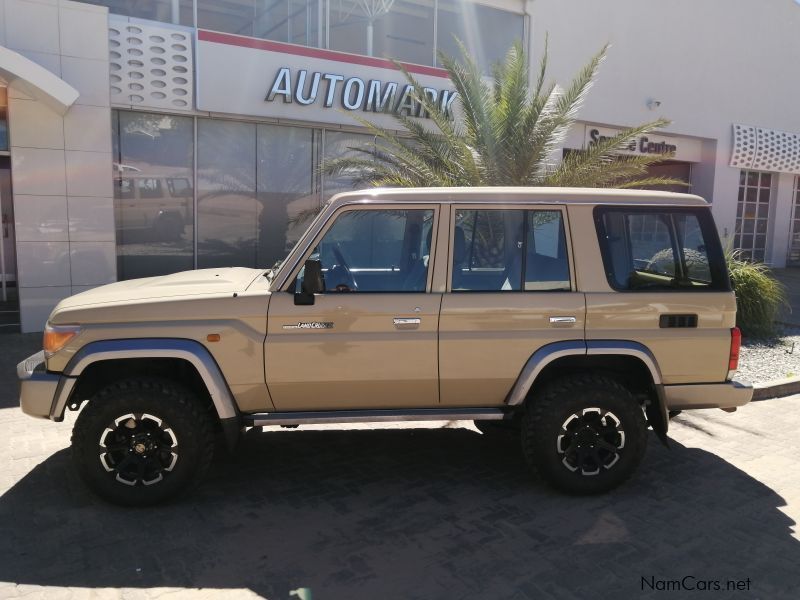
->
[752,375,800,401]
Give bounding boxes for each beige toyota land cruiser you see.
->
[18,187,752,505]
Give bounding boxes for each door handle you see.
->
[549,316,577,327]
[393,317,421,330]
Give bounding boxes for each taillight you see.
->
[728,327,742,374]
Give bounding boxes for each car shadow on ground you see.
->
[0,427,798,600]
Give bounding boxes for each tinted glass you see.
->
[437,2,524,73]
[329,0,435,65]
[197,0,321,44]
[197,119,257,269]
[114,110,194,280]
[197,121,321,270]
[524,211,570,291]
[0,87,7,151]
[322,130,376,200]
[454,209,522,291]
[83,0,193,25]
[309,209,434,292]
[453,209,569,292]
[256,124,320,267]
[596,208,727,291]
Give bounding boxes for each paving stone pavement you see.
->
[1,334,799,599]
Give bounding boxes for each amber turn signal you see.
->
[43,324,81,356]
[206,333,221,342]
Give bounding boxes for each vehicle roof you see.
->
[328,187,708,207]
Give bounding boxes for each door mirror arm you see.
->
[294,259,325,305]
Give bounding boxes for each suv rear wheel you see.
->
[71,378,214,506]
[521,373,648,495]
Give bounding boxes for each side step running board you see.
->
[243,407,509,427]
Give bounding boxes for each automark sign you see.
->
[196,30,456,127]
[266,67,457,118]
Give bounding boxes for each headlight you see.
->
[43,323,81,357]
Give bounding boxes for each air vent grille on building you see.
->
[730,124,800,175]
[108,16,193,111]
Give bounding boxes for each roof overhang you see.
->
[0,45,79,115]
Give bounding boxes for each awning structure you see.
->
[0,45,79,115]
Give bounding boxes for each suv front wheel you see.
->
[521,373,648,495]
[71,378,214,506]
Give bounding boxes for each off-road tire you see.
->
[71,378,214,506]
[521,373,648,495]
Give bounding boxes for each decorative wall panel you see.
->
[730,124,800,174]
[108,16,193,111]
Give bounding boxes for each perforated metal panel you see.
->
[108,17,194,111]
[730,124,800,174]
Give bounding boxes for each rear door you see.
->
[438,205,585,406]
[586,206,734,383]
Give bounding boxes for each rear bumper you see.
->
[18,351,72,420]
[663,380,753,410]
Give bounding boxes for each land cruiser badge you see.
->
[282,322,334,330]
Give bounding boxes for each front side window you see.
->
[300,209,434,293]
[452,209,570,292]
[595,207,728,291]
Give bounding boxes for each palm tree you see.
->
[323,38,685,190]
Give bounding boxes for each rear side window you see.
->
[594,207,729,291]
[452,209,570,292]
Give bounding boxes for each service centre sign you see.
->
[196,30,456,128]
[583,125,702,163]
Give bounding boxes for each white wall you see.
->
[528,0,800,266]
[2,0,115,331]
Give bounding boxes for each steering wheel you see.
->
[331,243,358,292]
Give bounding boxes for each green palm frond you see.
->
[322,37,685,192]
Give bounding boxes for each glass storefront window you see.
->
[0,87,7,152]
[322,130,377,201]
[89,1,524,69]
[197,0,322,44]
[255,0,322,46]
[329,0,435,65]
[82,0,193,26]
[256,124,320,268]
[437,1,524,72]
[113,110,195,280]
[197,122,321,271]
[197,119,258,269]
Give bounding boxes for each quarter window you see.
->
[595,207,727,291]
[452,209,570,292]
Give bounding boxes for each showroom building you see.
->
[1,0,799,331]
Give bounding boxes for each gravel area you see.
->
[738,326,800,384]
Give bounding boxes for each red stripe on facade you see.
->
[197,29,450,79]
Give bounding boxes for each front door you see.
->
[265,206,441,411]
[439,206,585,406]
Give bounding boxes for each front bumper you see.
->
[663,379,753,411]
[18,351,70,420]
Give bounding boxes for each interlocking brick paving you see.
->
[1,334,798,599]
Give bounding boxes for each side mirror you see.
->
[294,259,324,305]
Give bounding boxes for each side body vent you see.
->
[659,314,698,329]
